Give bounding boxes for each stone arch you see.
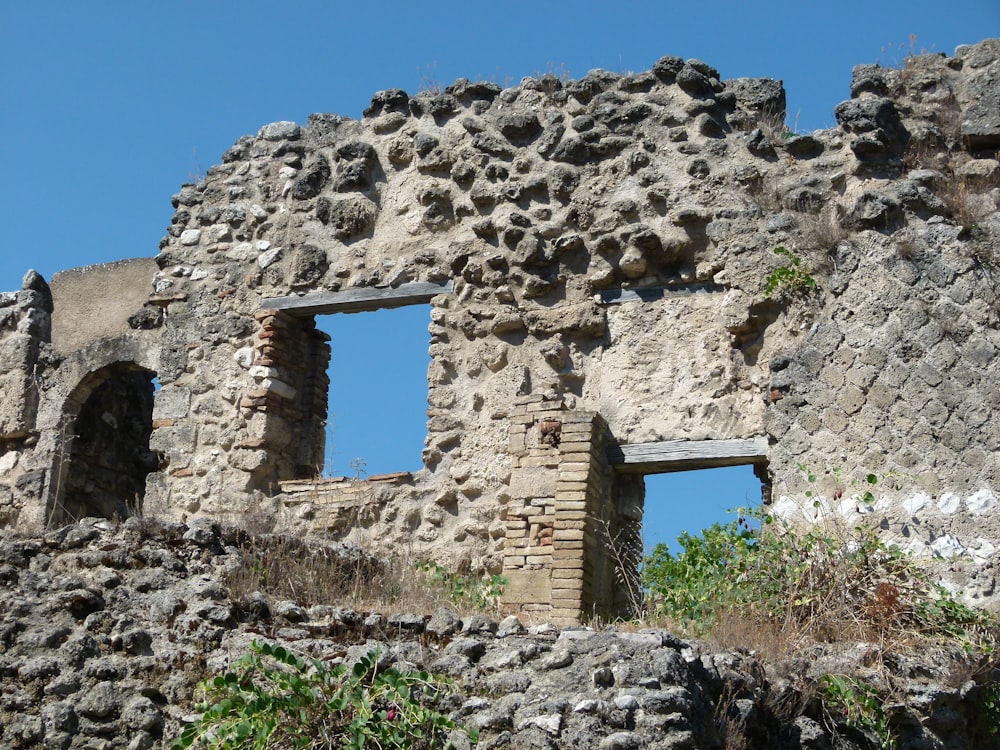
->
[34,335,161,526]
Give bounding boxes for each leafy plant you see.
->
[416,560,506,613]
[820,674,893,749]
[642,518,756,631]
[980,682,1000,736]
[764,246,817,298]
[172,642,474,749]
[642,504,1000,648]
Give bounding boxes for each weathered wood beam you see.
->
[261,280,454,316]
[608,437,768,473]
[600,282,725,305]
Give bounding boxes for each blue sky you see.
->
[2,2,997,551]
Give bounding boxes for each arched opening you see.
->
[53,362,159,523]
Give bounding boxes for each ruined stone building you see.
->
[1,40,998,624]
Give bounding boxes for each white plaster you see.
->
[930,533,965,558]
[966,489,997,515]
[838,497,859,518]
[874,495,892,514]
[970,538,997,565]
[772,495,831,524]
[937,492,961,514]
[901,538,932,557]
[936,578,960,596]
[902,492,931,516]
[0,451,18,473]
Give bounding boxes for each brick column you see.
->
[550,411,611,625]
[502,398,614,626]
[239,309,330,484]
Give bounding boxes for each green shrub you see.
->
[643,507,1000,748]
[642,518,756,630]
[642,507,998,648]
[820,674,893,749]
[172,642,475,749]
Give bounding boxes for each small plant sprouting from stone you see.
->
[764,246,817,298]
[981,682,1000,736]
[172,642,476,749]
[418,61,444,95]
[820,674,894,749]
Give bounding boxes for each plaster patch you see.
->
[902,493,931,516]
[966,489,997,515]
[930,534,965,559]
[772,495,830,524]
[838,497,858,518]
[937,492,961,514]
[970,538,996,565]
[901,538,932,557]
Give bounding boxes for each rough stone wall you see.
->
[1,40,999,620]
[1,519,997,750]
[0,271,52,526]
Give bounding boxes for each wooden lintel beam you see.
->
[261,280,454,316]
[600,282,725,305]
[608,437,768,473]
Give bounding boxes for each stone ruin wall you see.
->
[1,39,999,622]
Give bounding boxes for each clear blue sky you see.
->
[2,2,997,551]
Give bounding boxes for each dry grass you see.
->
[225,534,422,613]
[220,529,506,619]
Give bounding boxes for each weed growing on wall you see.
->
[764,246,817,299]
[820,674,893,749]
[642,506,997,647]
[172,643,475,749]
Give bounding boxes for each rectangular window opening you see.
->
[314,304,431,479]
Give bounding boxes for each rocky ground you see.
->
[1,518,998,749]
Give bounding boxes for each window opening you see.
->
[601,463,764,620]
[315,305,430,478]
[642,465,763,556]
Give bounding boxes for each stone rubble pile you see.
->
[1,519,996,749]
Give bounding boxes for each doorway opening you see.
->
[56,362,159,523]
[642,464,764,556]
[600,444,768,620]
